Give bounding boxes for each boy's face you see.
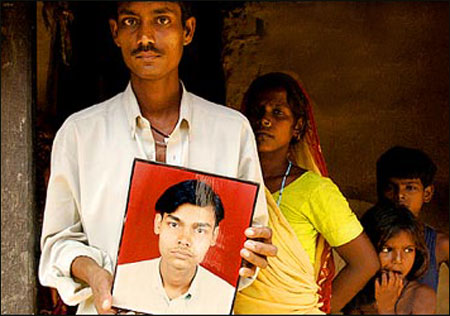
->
[154,203,219,272]
[109,2,195,82]
[382,177,434,216]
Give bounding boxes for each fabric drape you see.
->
[234,188,323,314]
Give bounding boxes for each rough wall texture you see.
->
[223,1,448,229]
[1,2,37,314]
[222,2,448,313]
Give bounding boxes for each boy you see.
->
[376,145,449,291]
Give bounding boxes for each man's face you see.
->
[154,203,219,271]
[382,177,434,216]
[109,2,195,82]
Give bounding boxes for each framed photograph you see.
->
[111,159,259,314]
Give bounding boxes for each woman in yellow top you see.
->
[234,72,379,314]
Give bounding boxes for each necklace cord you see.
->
[151,125,170,138]
[276,161,293,207]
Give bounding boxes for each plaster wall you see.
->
[223,1,448,230]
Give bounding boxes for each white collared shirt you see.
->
[39,82,267,314]
[112,257,236,314]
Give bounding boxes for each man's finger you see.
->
[239,266,256,278]
[245,226,272,241]
[240,248,268,269]
[97,296,116,314]
[244,240,277,257]
[102,298,111,311]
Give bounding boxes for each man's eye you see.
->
[168,222,178,228]
[380,247,391,253]
[196,228,205,234]
[406,185,417,191]
[122,18,138,27]
[156,16,170,25]
[405,247,415,253]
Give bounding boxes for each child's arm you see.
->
[411,284,437,314]
[331,232,380,313]
[436,232,449,267]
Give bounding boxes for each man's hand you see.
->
[71,256,116,314]
[89,267,115,314]
[375,270,404,314]
[239,226,278,278]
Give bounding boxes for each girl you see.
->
[233,72,379,314]
[343,203,436,314]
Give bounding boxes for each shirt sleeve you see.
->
[236,117,268,291]
[307,178,363,247]
[38,120,114,306]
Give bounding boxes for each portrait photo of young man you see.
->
[113,179,235,314]
[111,160,259,314]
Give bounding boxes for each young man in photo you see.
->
[113,180,235,314]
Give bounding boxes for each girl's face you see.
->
[378,230,416,277]
[247,87,302,154]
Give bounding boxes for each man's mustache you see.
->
[131,43,162,56]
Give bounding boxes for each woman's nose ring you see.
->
[261,119,271,127]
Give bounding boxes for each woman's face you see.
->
[247,87,301,154]
[378,230,416,278]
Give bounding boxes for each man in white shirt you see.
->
[39,2,276,314]
[113,180,235,314]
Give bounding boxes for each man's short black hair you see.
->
[376,146,437,199]
[108,1,194,28]
[155,179,224,226]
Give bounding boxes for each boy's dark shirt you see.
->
[418,224,439,291]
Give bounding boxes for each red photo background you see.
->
[116,159,259,287]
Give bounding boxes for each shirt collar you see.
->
[122,81,192,138]
[178,81,192,132]
[154,257,199,301]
